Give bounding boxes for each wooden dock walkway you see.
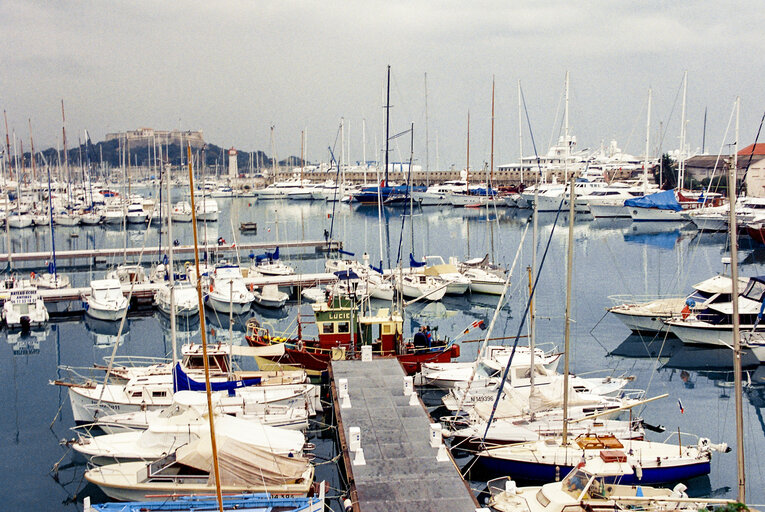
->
[0,239,342,265]
[330,358,479,512]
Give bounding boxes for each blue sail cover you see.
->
[173,363,261,394]
[369,261,383,274]
[334,269,360,280]
[255,246,280,263]
[410,253,426,267]
[624,190,682,212]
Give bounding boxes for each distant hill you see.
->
[13,139,301,172]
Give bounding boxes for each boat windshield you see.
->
[742,279,765,302]
[560,468,592,499]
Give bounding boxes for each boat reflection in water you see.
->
[5,326,49,356]
[608,333,685,360]
[85,315,130,347]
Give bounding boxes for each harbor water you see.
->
[1,194,764,510]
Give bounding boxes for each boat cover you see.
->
[410,253,426,268]
[173,363,261,393]
[175,433,310,485]
[624,189,682,211]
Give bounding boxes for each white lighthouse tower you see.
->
[228,148,238,178]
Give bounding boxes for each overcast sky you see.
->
[2,1,763,170]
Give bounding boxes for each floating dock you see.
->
[331,358,479,512]
[0,239,342,266]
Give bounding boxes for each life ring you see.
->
[184,261,191,269]
[296,340,304,351]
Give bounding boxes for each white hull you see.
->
[9,215,34,228]
[206,294,252,314]
[469,280,506,295]
[629,207,687,222]
[668,321,741,347]
[588,202,630,218]
[86,302,128,321]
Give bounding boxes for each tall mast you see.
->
[384,65,391,187]
[187,142,224,511]
[490,76,495,185]
[165,142,178,375]
[679,71,688,188]
[424,72,430,186]
[644,88,652,192]
[729,96,745,503]
[300,129,305,183]
[61,100,70,206]
[28,119,37,191]
[466,111,470,192]
[4,110,12,183]
[561,70,574,445]
[518,80,524,185]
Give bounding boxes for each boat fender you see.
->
[209,284,214,293]
[30,271,35,280]
[297,340,304,351]
[451,343,460,359]
[185,261,191,269]
[343,498,353,512]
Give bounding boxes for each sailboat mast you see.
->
[4,110,13,183]
[679,71,688,188]
[384,65,391,187]
[518,80,524,185]
[466,111,470,192]
[164,143,178,373]
[187,142,224,511]
[28,119,37,190]
[490,76,495,185]
[643,88,652,192]
[61,100,70,207]
[424,72,430,186]
[729,96,745,503]
[561,70,574,445]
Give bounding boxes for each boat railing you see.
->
[103,354,170,367]
[607,294,685,306]
[617,388,647,401]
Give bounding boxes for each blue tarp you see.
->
[173,363,260,394]
[624,190,682,212]
[255,246,280,263]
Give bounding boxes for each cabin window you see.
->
[131,391,142,398]
[152,391,167,398]
[382,325,392,335]
[322,323,334,334]
[337,322,350,333]
[535,489,550,506]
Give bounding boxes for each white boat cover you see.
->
[229,343,286,358]
[176,433,309,486]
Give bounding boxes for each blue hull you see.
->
[475,456,711,485]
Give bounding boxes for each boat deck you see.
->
[331,358,479,512]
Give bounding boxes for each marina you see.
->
[3,3,765,509]
[2,195,765,511]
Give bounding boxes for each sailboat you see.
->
[473,146,729,485]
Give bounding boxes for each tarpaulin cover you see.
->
[624,189,682,211]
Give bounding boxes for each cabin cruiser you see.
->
[154,281,199,317]
[665,274,765,347]
[83,279,129,321]
[608,274,741,334]
[487,459,725,512]
[2,286,48,329]
[171,201,193,222]
[205,264,255,314]
[195,197,219,221]
[126,201,149,224]
[253,284,289,308]
[393,272,447,301]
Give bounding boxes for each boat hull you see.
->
[474,456,710,485]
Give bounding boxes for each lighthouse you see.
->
[228,147,238,178]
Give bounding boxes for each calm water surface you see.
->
[1,194,764,510]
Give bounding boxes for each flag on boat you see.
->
[678,399,684,414]
[463,319,484,334]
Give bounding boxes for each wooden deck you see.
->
[330,358,480,512]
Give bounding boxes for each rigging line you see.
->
[587,309,612,354]
[479,177,575,442]
[90,206,158,434]
[739,109,765,185]
[453,220,530,416]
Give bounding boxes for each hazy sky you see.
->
[2,1,763,170]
